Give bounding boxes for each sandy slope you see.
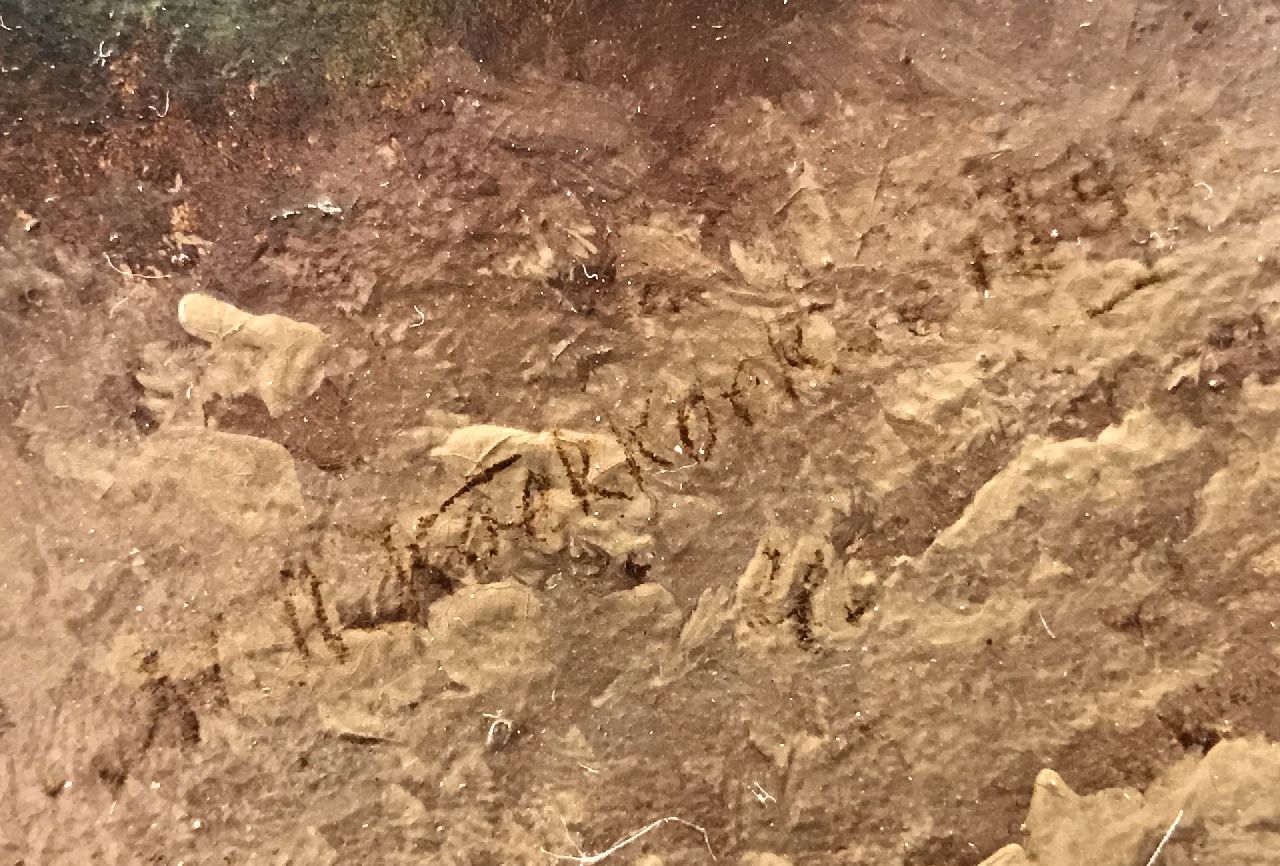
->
[2,1,1280,863]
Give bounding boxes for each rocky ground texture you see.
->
[3,1,1280,864]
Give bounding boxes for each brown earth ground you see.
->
[3,1,1280,864]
